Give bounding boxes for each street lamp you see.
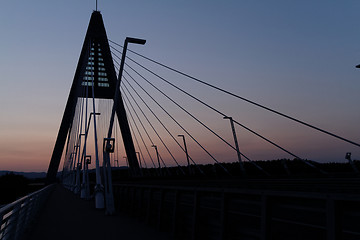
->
[178,134,191,175]
[106,37,146,141]
[114,159,119,167]
[104,37,146,179]
[345,152,359,173]
[136,152,143,168]
[123,156,128,167]
[87,111,104,209]
[151,144,162,176]
[223,116,245,175]
[80,113,99,200]
[100,37,146,214]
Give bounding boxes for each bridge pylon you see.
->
[46,11,141,184]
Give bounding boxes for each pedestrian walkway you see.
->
[27,185,170,240]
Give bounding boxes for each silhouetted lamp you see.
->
[85,155,91,164]
[151,144,162,175]
[103,138,115,153]
[178,134,191,175]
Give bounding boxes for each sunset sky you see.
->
[1,1,360,172]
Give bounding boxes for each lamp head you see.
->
[126,37,146,45]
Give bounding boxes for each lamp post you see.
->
[106,37,146,175]
[106,37,146,141]
[178,134,191,175]
[152,145,162,176]
[68,152,75,189]
[84,155,91,199]
[136,152,143,168]
[345,152,359,173]
[101,37,146,214]
[73,144,81,194]
[80,112,99,200]
[123,156,128,167]
[223,116,245,175]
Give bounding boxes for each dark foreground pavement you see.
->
[27,185,171,240]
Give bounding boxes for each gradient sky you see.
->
[1,1,360,172]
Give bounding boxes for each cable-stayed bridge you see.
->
[1,10,360,240]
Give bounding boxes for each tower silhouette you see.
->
[46,11,141,183]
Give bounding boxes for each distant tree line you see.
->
[104,158,360,183]
[0,173,44,205]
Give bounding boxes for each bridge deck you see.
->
[27,185,170,240]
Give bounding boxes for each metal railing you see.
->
[113,182,360,240]
[0,184,55,240]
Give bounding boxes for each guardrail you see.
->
[0,184,55,240]
[113,183,360,240]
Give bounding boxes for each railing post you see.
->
[14,198,29,239]
[0,184,54,240]
[220,191,227,240]
[191,191,198,240]
[326,196,337,240]
[172,190,179,237]
[261,194,270,240]
[119,186,124,211]
[139,187,144,217]
[8,204,21,240]
[0,211,4,227]
[157,189,164,230]
[146,188,153,225]
[24,197,34,230]
[130,186,136,215]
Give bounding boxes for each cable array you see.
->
[109,39,360,148]
[108,38,360,176]
[61,36,359,180]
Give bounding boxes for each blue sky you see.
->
[0,1,360,171]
